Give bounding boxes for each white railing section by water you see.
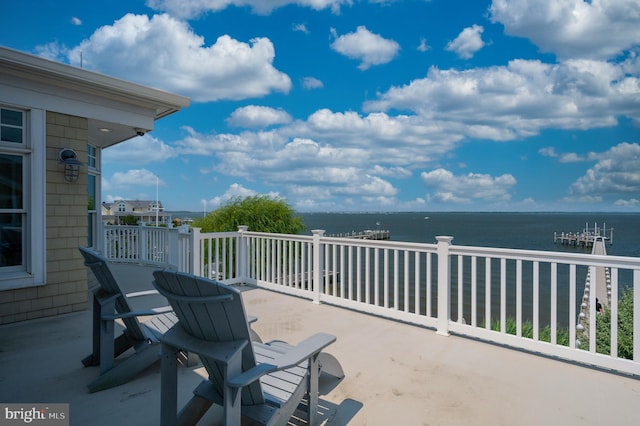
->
[103,225,640,376]
[103,225,191,268]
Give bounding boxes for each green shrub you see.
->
[194,195,304,234]
[488,317,570,346]
[595,287,634,359]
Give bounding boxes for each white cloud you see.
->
[147,0,348,18]
[421,168,517,203]
[569,142,640,195]
[538,146,599,163]
[490,0,640,60]
[65,13,291,102]
[292,23,309,34]
[364,59,639,140]
[226,105,292,128]
[102,134,177,164]
[330,26,400,70]
[614,198,640,207]
[109,169,163,188]
[71,17,82,26]
[206,183,259,208]
[417,37,430,52]
[33,42,69,62]
[302,76,324,89]
[446,25,485,59]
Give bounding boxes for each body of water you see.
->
[300,212,640,257]
[299,212,639,329]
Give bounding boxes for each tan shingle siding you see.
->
[0,112,90,324]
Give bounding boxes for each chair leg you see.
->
[88,343,160,393]
[161,343,179,426]
[177,396,213,426]
[307,354,320,425]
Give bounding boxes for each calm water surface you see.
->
[300,212,639,327]
[300,212,640,257]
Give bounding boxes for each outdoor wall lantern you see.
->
[59,148,83,182]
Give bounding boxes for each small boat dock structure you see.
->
[553,222,613,247]
[328,229,390,240]
[575,237,611,346]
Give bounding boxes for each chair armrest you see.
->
[126,290,160,298]
[160,324,247,361]
[228,332,336,388]
[102,306,173,321]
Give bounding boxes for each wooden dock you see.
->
[553,222,613,247]
[575,237,611,346]
[327,229,390,240]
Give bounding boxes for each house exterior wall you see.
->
[0,112,89,324]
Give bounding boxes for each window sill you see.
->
[0,271,44,291]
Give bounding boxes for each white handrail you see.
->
[103,224,640,376]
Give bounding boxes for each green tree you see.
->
[194,195,305,234]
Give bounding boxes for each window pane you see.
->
[1,109,22,126]
[0,213,22,267]
[87,144,96,168]
[88,174,96,210]
[1,127,23,143]
[1,109,23,144]
[0,154,23,209]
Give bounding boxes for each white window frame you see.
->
[87,144,101,250]
[0,107,45,290]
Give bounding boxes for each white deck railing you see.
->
[103,225,640,376]
[103,225,191,268]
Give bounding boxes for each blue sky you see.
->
[4,0,640,212]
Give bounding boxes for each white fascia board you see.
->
[0,79,156,131]
[0,46,190,119]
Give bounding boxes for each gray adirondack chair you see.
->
[153,269,341,426]
[79,247,262,393]
[79,246,183,393]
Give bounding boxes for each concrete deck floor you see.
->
[1,262,639,425]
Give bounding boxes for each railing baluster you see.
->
[516,259,522,337]
[339,245,345,298]
[471,256,477,327]
[610,267,619,357]
[550,263,557,345]
[414,251,420,315]
[569,264,577,348]
[374,247,379,306]
[403,250,409,313]
[500,258,506,333]
[457,255,463,323]
[383,249,389,308]
[426,252,432,318]
[485,257,491,330]
[393,250,399,310]
[533,261,539,341]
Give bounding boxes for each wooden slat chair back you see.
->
[153,270,264,406]
[79,246,180,393]
[153,270,339,425]
[79,247,148,343]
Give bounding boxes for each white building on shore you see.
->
[101,200,172,226]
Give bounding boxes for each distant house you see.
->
[102,200,172,225]
[0,46,189,324]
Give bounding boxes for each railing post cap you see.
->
[238,225,249,232]
[312,229,325,236]
[436,236,454,243]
